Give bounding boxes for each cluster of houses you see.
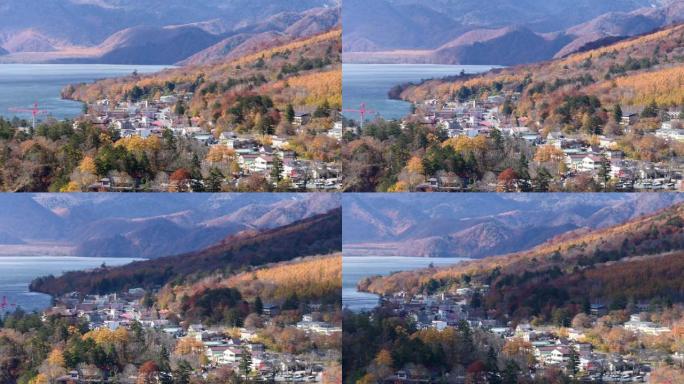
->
[43,289,338,383]
[80,94,342,191]
[377,288,678,383]
[410,96,684,191]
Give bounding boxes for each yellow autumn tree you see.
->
[60,181,81,192]
[29,374,48,384]
[205,146,236,164]
[47,348,65,367]
[406,156,424,175]
[534,145,565,164]
[174,337,205,356]
[82,327,129,346]
[79,156,97,174]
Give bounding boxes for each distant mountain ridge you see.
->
[343,0,684,65]
[343,194,684,258]
[0,0,339,64]
[0,194,340,259]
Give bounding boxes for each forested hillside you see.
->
[0,29,341,192]
[156,254,341,324]
[29,208,342,296]
[401,23,684,139]
[63,30,341,121]
[361,202,684,322]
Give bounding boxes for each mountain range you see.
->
[30,207,342,296]
[342,194,684,258]
[359,198,684,322]
[0,193,340,259]
[343,0,684,65]
[0,0,339,64]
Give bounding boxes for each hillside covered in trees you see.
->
[343,23,684,192]
[360,202,684,323]
[156,254,341,325]
[0,29,341,192]
[400,24,684,134]
[29,208,342,297]
[63,30,341,131]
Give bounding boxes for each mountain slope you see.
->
[179,7,340,66]
[343,0,684,65]
[63,29,342,122]
[29,208,342,296]
[92,25,222,64]
[343,194,684,258]
[0,194,340,259]
[400,22,684,139]
[0,0,338,64]
[361,202,684,321]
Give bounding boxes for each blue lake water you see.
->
[343,256,469,312]
[0,256,142,314]
[0,64,169,121]
[342,64,498,121]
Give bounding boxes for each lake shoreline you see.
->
[343,256,470,312]
[0,64,169,121]
[0,256,143,314]
[343,63,498,121]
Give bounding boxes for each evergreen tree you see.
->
[271,156,284,183]
[486,347,501,384]
[174,360,192,384]
[533,167,552,192]
[502,360,520,384]
[598,155,611,190]
[239,347,252,376]
[254,296,264,315]
[613,104,623,123]
[205,168,224,192]
[567,347,580,376]
[286,103,295,124]
[516,153,531,192]
[641,100,659,118]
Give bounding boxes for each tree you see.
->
[159,345,171,373]
[271,156,283,183]
[205,168,224,192]
[137,361,160,384]
[598,155,612,190]
[485,347,501,384]
[533,167,552,192]
[497,168,518,192]
[516,154,531,192]
[567,347,580,376]
[613,104,623,123]
[239,347,252,376]
[286,104,295,124]
[173,360,192,384]
[254,296,264,315]
[501,98,514,116]
[502,360,520,384]
[641,100,659,118]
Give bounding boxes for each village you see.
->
[41,287,341,383]
[397,94,684,192]
[75,92,343,192]
[374,286,682,383]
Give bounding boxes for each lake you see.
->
[342,64,498,121]
[0,64,169,121]
[343,256,469,312]
[0,256,142,314]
